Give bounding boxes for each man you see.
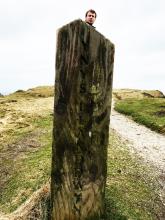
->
[85,9,97,27]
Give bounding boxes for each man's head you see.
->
[85,9,97,26]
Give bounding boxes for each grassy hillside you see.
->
[114,89,165,134]
[113,89,165,100]
[0,86,164,219]
[0,87,54,213]
[9,85,54,98]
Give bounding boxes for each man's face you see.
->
[85,12,96,25]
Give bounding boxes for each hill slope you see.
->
[0,86,165,219]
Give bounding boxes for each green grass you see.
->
[1,94,164,218]
[0,144,51,213]
[106,129,164,219]
[2,125,163,219]
[114,98,165,134]
[0,115,53,213]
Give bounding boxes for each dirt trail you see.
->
[110,108,165,172]
[110,105,165,206]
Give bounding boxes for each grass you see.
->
[1,88,164,218]
[10,85,54,98]
[1,123,164,218]
[114,98,165,134]
[0,115,53,213]
[106,129,164,219]
[0,144,51,213]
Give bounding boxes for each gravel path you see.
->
[110,107,165,172]
[110,105,165,207]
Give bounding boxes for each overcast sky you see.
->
[0,0,165,95]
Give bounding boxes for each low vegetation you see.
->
[0,87,53,213]
[0,116,52,213]
[113,89,165,100]
[10,85,54,98]
[0,86,164,219]
[106,129,165,219]
[114,97,165,134]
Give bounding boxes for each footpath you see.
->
[110,106,165,207]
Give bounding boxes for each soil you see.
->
[154,110,165,117]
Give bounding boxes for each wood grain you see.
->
[51,19,115,220]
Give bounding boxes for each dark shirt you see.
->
[86,22,96,28]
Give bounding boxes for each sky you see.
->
[0,0,165,95]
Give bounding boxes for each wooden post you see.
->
[51,19,115,220]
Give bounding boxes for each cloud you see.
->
[0,0,165,94]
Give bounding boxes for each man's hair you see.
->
[85,9,97,18]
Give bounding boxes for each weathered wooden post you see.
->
[51,19,115,220]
